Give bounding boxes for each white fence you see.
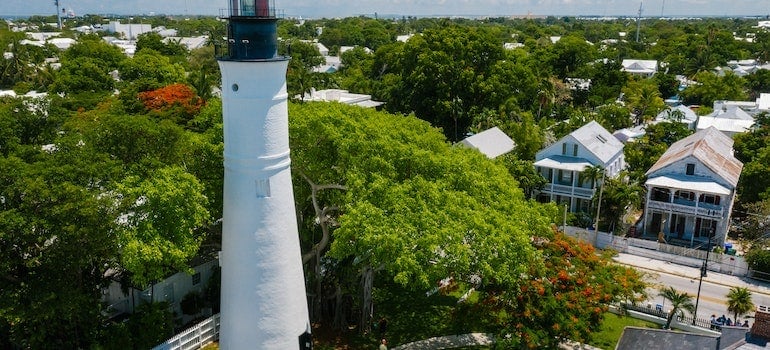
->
[564,226,749,277]
[152,314,220,350]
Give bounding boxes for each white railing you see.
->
[542,184,594,198]
[152,314,220,350]
[647,200,723,218]
[563,226,749,277]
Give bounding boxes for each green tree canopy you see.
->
[114,166,210,286]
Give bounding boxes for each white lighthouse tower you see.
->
[217,0,311,348]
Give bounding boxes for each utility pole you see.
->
[594,171,605,247]
[563,204,568,233]
[660,0,665,17]
[693,229,713,325]
[636,1,643,43]
[55,0,62,31]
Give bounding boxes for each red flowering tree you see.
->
[137,83,203,126]
[476,231,648,349]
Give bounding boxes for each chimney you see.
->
[751,305,770,338]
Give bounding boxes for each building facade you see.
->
[534,121,625,213]
[642,127,743,249]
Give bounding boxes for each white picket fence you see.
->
[152,314,220,350]
[564,226,749,277]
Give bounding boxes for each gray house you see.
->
[534,121,625,213]
[642,127,743,248]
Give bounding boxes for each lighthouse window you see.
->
[232,84,239,92]
[256,179,271,198]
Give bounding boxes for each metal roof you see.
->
[645,126,743,188]
[655,104,698,123]
[696,116,753,134]
[646,174,731,195]
[569,120,624,164]
[534,155,593,172]
[459,127,515,159]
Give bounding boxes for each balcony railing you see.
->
[647,200,723,218]
[542,184,595,198]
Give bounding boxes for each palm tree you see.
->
[660,286,695,329]
[727,286,755,321]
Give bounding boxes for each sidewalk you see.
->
[613,252,770,296]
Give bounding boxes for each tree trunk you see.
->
[332,284,345,330]
[308,251,322,322]
[665,309,677,329]
[359,265,374,333]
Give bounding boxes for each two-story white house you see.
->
[534,121,625,213]
[642,126,743,249]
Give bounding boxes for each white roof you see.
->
[708,106,754,120]
[534,155,593,172]
[655,104,698,123]
[646,174,731,195]
[504,42,524,50]
[459,127,515,159]
[758,93,770,110]
[569,120,624,164]
[165,36,208,50]
[303,89,383,108]
[48,37,76,50]
[613,124,647,143]
[315,42,329,55]
[396,34,414,42]
[622,59,658,74]
[697,116,753,134]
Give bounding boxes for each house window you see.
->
[256,178,271,198]
[562,143,567,155]
[558,170,572,185]
[695,218,717,238]
[674,190,695,202]
[573,144,578,156]
[686,163,695,175]
[192,272,201,285]
[700,194,721,206]
[651,187,670,202]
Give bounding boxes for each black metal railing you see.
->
[620,303,717,330]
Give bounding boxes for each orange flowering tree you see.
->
[476,231,648,349]
[137,83,203,126]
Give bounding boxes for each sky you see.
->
[3,0,770,19]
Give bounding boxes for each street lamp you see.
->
[693,228,714,325]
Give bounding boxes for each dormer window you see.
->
[562,143,578,156]
[686,163,695,175]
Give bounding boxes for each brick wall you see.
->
[751,305,770,338]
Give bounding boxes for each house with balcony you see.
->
[534,121,625,213]
[642,126,743,249]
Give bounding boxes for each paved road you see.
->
[615,252,770,323]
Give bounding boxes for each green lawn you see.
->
[588,313,659,350]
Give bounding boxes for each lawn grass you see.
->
[587,313,660,350]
